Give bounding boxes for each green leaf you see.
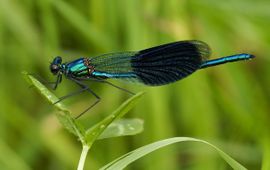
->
[22,72,86,144]
[98,118,144,140]
[23,72,145,170]
[23,71,145,147]
[100,137,247,170]
[85,92,145,146]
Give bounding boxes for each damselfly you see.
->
[49,40,254,118]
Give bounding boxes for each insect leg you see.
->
[53,77,100,119]
[95,78,135,95]
[53,86,88,104]
[52,74,62,90]
[76,77,135,95]
[68,77,101,119]
[28,73,59,90]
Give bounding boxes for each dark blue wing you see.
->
[131,40,210,85]
[91,40,210,86]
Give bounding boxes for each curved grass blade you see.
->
[98,118,144,140]
[85,92,145,146]
[100,137,247,170]
[22,71,86,144]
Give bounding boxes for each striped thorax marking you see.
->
[84,58,95,74]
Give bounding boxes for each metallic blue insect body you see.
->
[49,40,254,118]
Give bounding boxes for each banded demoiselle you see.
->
[49,40,254,118]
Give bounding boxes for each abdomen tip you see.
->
[249,54,255,59]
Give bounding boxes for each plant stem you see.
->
[77,145,90,170]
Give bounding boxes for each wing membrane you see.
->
[90,40,210,85]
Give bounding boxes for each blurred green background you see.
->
[0,0,269,169]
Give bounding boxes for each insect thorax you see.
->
[65,58,95,77]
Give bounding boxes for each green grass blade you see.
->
[0,140,31,170]
[100,137,247,170]
[0,0,40,56]
[51,0,116,51]
[85,92,145,146]
[262,136,270,170]
[98,118,144,140]
[22,71,86,144]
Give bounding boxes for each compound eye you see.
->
[53,56,62,65]
[50,64,59,75]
